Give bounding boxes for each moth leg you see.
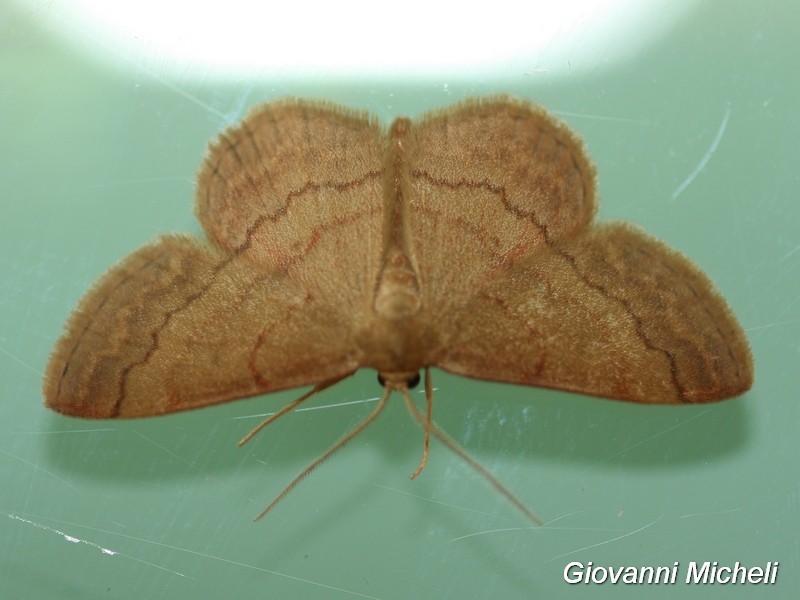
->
[238,373,351,446]
[402,367,434,480]
[254,385,392,521]
[402,385,542,525]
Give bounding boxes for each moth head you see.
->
[377,371,420,390]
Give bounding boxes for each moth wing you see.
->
[436,223,752,403]
[196,98,384,272]
[407,96,596,321]
[44,235,362,418]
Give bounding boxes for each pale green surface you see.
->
[1,3,798,599]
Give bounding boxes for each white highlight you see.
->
[19,0,697,79]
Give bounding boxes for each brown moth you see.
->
[44,96,753,521]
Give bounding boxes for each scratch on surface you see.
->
[546,515,664,562]
[554,110,649,125]
[54,17,227,121]
[746,318,800,332]
[0,345,40,375]
[29,176,193,198]
[7,513,189,578]
[671,105,731,200]
[130,431,248,500]
[746,255,800,313]
[447,526,533,542]
[0,448,80,493]
[597,408,711,465]
[92,536,382,599]
[368,482,501,519]
[447,508,636,543]
[446,523,632,544]
[680,507,742,519]
[233,396,381,421]
[49,7,247,126]
[779,245,800,263]
[0,428,116,436]
[544,507,598,526]
[6,511,380,598]
[233,387,437,421]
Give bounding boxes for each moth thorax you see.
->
[374,250,421,319]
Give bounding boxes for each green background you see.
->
[2,2,797,598]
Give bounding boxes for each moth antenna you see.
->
[238,374,349,447]
[402,367,433,480]
[402,384,543,526]
[253,385,392,521]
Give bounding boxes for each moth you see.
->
[44,96,753,520]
